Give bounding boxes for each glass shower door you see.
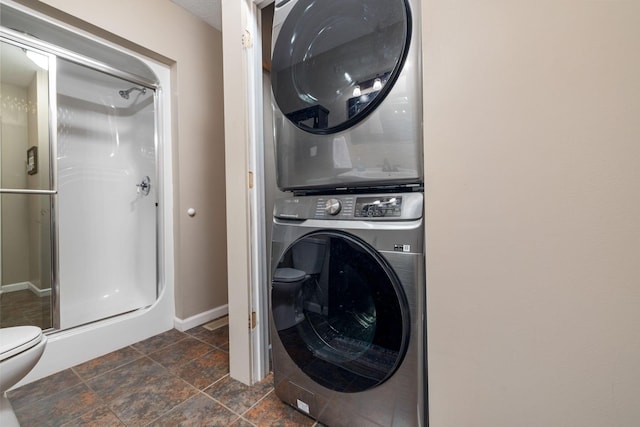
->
[56,58,157,329]
[0,40,54,329]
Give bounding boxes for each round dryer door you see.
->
[271,231,410,393]
[271,0,411,134]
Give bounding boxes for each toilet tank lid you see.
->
[0,326,43,361]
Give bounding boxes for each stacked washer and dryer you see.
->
[269,0,425,425]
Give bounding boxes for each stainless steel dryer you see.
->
[270,192,425,426]
[271,0,422,192]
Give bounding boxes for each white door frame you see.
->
[221,0,271,385]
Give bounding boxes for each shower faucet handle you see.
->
[137,176,151,196]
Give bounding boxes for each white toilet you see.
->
[0,326,48,427]
[272,238,327,331]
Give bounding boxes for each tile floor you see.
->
[0,290,51,329]
[7,324,323,426]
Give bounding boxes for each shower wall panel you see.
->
[56,59,157,329]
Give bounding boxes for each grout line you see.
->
[209,372,232,387]
[239,388,276,417]
[148,346,218,374]
[71,345,146,381]
[124,357,202,427]
[196,389,247,419]
[141,391,200,427]
[13,326,241,426]
[237,415,259,426]
[75,353,199,426]
[140,333,191,357]
[184,333,230,353]
[66,363,129,426]
[197,375,276,425]
[192,365,231,391]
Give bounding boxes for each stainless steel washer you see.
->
[270,192,426,426]
[271,0,423,192]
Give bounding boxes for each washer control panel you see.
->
[313,195,403,218]
[275,192,422,221]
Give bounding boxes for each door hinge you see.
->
[242,29,253,48]
[248,171,254,189]
[250,311,257,329]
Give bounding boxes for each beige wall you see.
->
[17,0,228,319]
[423,1,640,425]
[1,83,30,285]
[1,72,49,290]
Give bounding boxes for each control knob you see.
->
[325,198,342,216]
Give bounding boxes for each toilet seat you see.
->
[0,326,43,362]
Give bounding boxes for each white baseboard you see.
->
[0,282,51,296]
[174,304,228,332]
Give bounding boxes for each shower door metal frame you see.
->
[0,35,59,329]
[0,27,160,93]
[0,27,161,331]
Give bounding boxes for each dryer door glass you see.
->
[272,231,410,393]
[271,0,410,134]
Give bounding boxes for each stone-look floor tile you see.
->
[149,336,214,369]
[173,348,230,389]
[87,357,168,402]
[131,329,187,354]
[14,383,102,427]
[0,290,51,328]
[8,327,323,427]
[61,405,124,426]
[7,368,82,411]
[0,315,31,327]
[230,417,257,426]
[107,375,197,426]
[73,346,143,380]
[186,325,229,349]
[242,390,316,427]
[205,373,274,414]
[149,393,240,426]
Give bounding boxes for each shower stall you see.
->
[1,2,174,380]
[56,59,158,329]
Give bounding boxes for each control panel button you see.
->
[325,198,342,215]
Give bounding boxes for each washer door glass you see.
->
[271,231,410,393]
[271,0,411,134]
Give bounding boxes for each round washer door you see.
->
[271,0,411,134]
[271,231,410,393]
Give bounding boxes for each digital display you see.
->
[354,196,402,217]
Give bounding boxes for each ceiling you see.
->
[171,0,274,31]
[171,0,223,31]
